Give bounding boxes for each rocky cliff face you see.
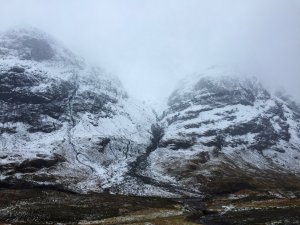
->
[145,67,300,195]
[0,28,156,193]
[1,29,300,197]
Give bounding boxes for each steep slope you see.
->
[0,27,156,193]
[1,28,300,197]
[145,66,300,195]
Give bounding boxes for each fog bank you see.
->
[0,0,299,101]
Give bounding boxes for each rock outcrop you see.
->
[0,27,156,193]
[145,66,300,195]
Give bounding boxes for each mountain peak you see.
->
[169,66,270,112]
[0,27,54,61]
[2,26,51,40]
[177,65,259,92]
[0,26,81,66]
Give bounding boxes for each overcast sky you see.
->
[0,0,300,102]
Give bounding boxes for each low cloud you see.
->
[0,0,299,101]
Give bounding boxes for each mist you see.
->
[0,0,299,102]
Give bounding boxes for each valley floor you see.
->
[0,188,299,225]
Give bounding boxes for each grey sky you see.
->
[0,0,299,102]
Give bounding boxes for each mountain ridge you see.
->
[0,28,300,197]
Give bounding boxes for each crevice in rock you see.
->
[67,80,94,172]
[126,123,202,196]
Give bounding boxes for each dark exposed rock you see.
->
[0,126,17,134]
[27,122,62,133]
[9,66,25,73]
[150,123,164,149]
[0,154,65,175]
[97,138,111,153]
[16,156,65,173]
[160,138,195,150]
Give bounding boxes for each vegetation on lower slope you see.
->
[0,188,299,225]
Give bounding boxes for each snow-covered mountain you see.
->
[1,28,299,197]
[145,66,300,195]
[0,27,156,193]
